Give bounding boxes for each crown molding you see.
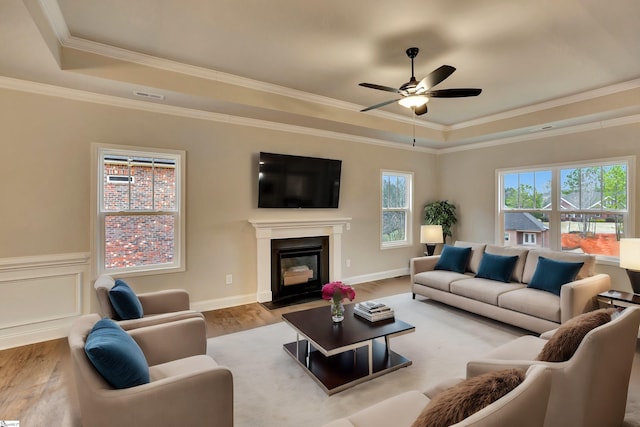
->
[0,76,436,153]
[439,113,640,155]
[450,78,640,131]
[37,0,69,42]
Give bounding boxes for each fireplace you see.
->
[271,236,329,303]
[248,218,351,303]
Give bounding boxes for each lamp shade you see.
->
[420,225,444,244]
[620,238,640,270]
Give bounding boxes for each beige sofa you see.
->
[322,365,551,427]
[411,242,611,333]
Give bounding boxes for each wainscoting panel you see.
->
[0,252,90,349]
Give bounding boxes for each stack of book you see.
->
[354,301,394,322]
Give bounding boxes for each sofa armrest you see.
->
[410,256,440,282]
[138,289,191,314]
[560,274,611,323]
[128,317,207,366]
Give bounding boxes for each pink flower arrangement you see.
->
[321,281,356,303]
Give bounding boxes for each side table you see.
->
[598,290,640,309]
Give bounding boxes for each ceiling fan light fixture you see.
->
[398,95,429,109]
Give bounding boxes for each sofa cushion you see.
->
[84,318,150,389]
[434,245,471,274]
[527,257,584,296]
[522,249,595,284]
[476,253,519,283]
[484,245,530,283]
[537,308,617,362]
[109,279,144,320]
[498,288,561,323]
[414,270,471,292]
[411,369,526,427]
[450,278,525,306]
[454,241,487,274]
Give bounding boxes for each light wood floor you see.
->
[0,276,411,424]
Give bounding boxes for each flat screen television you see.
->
[258,152,342,208]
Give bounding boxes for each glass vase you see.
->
[331,299,345,322]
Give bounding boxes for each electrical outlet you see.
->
[346,223,351,231]
[346,259,351,268]
[225,274,233,285]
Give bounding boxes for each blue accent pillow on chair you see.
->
[84,318,150,389]
[435,245,472,274]
[476,253,519,283]
[527,256,584,296]
[108,279,144,320]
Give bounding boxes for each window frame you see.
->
[92,143,186,277]
[380,169,413,249]
[496,156,635,264]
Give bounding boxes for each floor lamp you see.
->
[420,225,444,256]
[619,238,640,295]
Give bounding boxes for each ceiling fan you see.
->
[359,47,482,116]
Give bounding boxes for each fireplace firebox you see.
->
[271,236,329,304]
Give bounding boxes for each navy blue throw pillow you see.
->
[435,245,472,274]
[527,257,584,296]
[84,318,150,389]
[476,253,519,283]
[108,279,144,320]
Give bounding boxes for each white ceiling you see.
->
[2,0,640,150]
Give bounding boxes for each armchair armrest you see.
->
[466,358,567,379]
[410,256,440,282]
[117,310,204,331]
[138,289,191,314]
[92,357,233,427]
[560,274,611,323]
[423,376,464,399]
[128,316,207,366]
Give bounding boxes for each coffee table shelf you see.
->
[282,303,415,395]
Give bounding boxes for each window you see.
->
[94,145,185,275]
[497,157,634,259]
[381,170,413,248]
[523,233,537,245]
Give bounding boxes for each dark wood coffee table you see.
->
[282,303,415,395]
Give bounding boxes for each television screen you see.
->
[258,152,342,208]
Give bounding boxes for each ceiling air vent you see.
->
[133,90,165,101]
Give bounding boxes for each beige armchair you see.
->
[466,307,640,427]
[322,365,551,427]
[68,313,233,427]
[94,274,202,329]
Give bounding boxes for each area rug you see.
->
[207,293,640,427]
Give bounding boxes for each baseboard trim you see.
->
[344,268,409,286]
[191,293,257,313]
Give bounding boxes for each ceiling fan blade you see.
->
[414,104,428,116]
[359,82,401,94]
[360,98,400,112]
[416,65,456,92]
[426,88,482,98]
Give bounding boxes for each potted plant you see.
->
[423,200,458,243]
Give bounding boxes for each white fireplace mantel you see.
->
[249,218,351,303]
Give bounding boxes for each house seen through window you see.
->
[498,157,633,258]
[96,146,184,275]
[381,170,413,248]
